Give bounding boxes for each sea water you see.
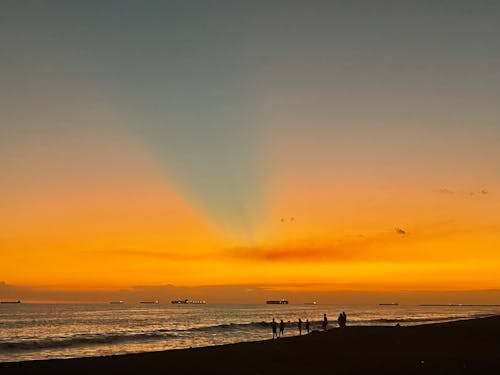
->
[1,303,499,362]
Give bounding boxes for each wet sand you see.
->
[1,316,500,374]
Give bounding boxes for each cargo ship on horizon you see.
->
[266,299,288,304]
[171,299,206,304]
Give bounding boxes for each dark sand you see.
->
[2,316,500,374]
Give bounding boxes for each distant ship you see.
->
[266,299,288,304]
[171,299,206,304]
[110,301,124,304]
[379,303,399,306]
[140,300,159,304]
[1,300,21,304]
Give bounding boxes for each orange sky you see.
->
[1,115,499,297]
[1,1,500,303]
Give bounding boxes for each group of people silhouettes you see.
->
[338,311,347,328]
[271,312,347,338]
[271,318,311,339]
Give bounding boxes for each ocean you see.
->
[1,303,499,363]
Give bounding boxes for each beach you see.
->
[1,315,499,374]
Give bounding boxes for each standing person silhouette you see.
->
[298,318,302,335]
[306,319,310,333]
[279,319,285,337]
[271,318,278,339]
[323,313,328,330]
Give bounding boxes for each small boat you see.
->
[110,301,124,304]
[140,300,159,304]
[304,301,318,305]
[266,299,288,304]
[379,303,399,306]
[1,300,21,304]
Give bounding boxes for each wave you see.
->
[173,316,458,332]
[0,324,273,352]
[350,313,495,325]
[0,331,176,351]
[189,313,496,329]
[184,321,270,333]
[0,322,291,352]
[359,316,469,324]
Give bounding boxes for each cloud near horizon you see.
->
[90,227,490,266]
[90,230,413,264]
[223,231,432,264]
[433,188,491,196]
[433,188,455,194]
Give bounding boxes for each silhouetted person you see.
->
[279,319,285,337]
[338,313,343,328]
[298,318,302,335]
[271,318,278,339]
[323,314,328,330]
[306,319,310,333]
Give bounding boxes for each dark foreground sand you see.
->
[2,316,500,374]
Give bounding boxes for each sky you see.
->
[1,0,499,303]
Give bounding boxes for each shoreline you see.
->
[1,316,500,374]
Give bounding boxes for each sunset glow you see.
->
[1,1,499,303]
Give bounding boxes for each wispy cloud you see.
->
[395,227,406,235]
[222,231,414,264]
[469,189,489,196]
[89,233,409,264]
[89,225,484,266]
[434,187,490,196]
[433,188,455,194]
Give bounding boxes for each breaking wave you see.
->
[0,331,175,351]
